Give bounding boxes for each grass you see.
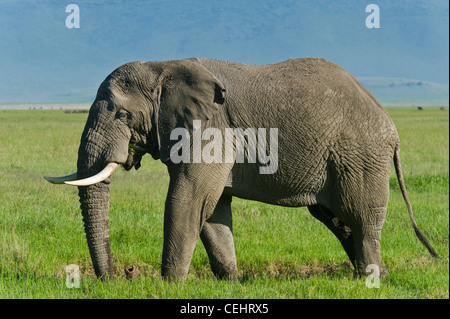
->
[0,107,448,299]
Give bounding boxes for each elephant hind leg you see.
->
[200,195,238,280]
[350,206,389,278]
[307,205,356,269]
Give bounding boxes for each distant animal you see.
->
[45,58,438,280]
[417,106,423,110]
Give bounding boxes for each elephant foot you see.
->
[161,264,190,282]
[211,261,238,281]
[353,264,389,280]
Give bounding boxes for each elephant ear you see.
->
[157,60,226,162]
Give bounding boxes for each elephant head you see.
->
[45,60,226,278]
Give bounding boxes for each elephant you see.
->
[45,57,438,280]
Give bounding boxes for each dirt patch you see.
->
[70,260,354,281]
[238,260,354,281]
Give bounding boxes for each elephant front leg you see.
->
[200,195,237,280]
[162,196,219,280]
[161,198,200,281]
[161,164,232,281]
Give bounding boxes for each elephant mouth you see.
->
[123,143,146,171]
[123,153,142,171]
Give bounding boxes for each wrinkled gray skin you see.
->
[74,58,437,280]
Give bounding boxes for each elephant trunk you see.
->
[77,132,115,279]
[78,183,114,279]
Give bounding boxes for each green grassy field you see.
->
[0,107,448,299]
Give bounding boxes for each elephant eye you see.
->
[116,109,130,122]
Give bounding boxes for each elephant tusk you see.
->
[44,172,78,184]
[64,163,119,186]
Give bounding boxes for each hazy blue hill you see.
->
[6,77,446,107]
[358,78,449,106]
[0,0,448,104]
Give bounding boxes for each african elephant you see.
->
[45,58,438,280]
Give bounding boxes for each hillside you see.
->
[358,77,449,106]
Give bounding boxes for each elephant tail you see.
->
[393,145,439,258]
